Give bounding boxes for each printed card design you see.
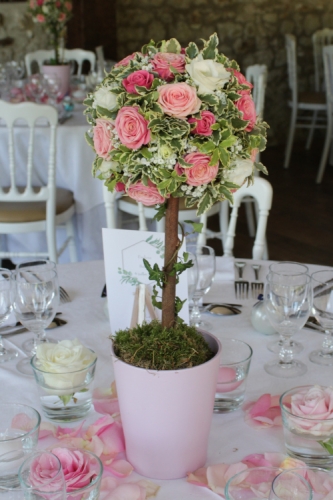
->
[103,228,189,334]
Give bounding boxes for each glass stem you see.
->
[191,298,201,322]
[279,335,294,364]
[0,335,7,354]
[321,331,333,356]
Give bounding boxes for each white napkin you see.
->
[214,256,235,281]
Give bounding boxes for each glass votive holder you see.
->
[214,338,253,413]
[0,403,40,489]
[280,385,333,469]
[225,467,283,499]
[18,451,66,500]
[31,353,97,422]
[288,467,333,500]
[270,470,312,500]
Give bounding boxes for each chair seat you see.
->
[0,188,74,223]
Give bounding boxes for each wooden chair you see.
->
[25,49,96,76]
[284,34,327,169]
[0,101,77,263]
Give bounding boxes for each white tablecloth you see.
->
[0,105,106,263]
[1,258,331,499]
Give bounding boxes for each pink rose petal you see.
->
[39,422,57,439]
[106,484,146,500]
[85,415,116,439]
[104,459,133,478]
[98,422,125,455]
[56,421,85,439]
[187,467,208,487]
[11,413,36,432]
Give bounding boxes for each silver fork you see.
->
[234,262,249,299]
[251,264,264,299]
[59,286,71,304]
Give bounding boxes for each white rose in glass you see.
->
[185,54,230,94]
[288,385,333,436]
[35,340,97,394]
[224,158,253,186]
[93,87,117,111]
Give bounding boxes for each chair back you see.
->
[103,185,118,229]
[245,64,268,119]
[312,28,333,91]
[323,45,333,113]
[223,177,273,260]
[25,50,54,76]
[63,49,96,76]
[285,34,298,105]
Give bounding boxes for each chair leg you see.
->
[316,115,333,184]
[305,110,318,150]
[219,201,229,250]
[198,213,207,246]
[138,203,148,231]
[46,223,58,263]
[65,219,78,263]
[284,108,297,168]
[244,199,256,237]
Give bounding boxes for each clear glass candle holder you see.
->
[225,467,283,500]
[31,354,97,422]
[280,386,333,468]
[0,403,41,489]
[214,338,253,413]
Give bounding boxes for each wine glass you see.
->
[19,451,66,500]
[44,73,62,108]
[186,251,198,304]
[264,271,312,377]
[13,267,59,375]
[0,268,18,363]
[269,470,312,500]
[309,269,333,365]
[267,262,309,355]
[187,245,215,329]
[25,74,47,103]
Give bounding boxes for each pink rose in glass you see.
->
[127,180,165,206]
[152,52,186,82]
[93,118,114,160]
[115,106,150,150]
[289,385,333,434]
[122,70,154,95]
[158,83,201,120]
[188,110,216,136]
[29,453,63,492]
[52,448,96,492]
[235,95,257,131]
[115,53,142,68]
[175,152,218,187]
[227,68,253,94]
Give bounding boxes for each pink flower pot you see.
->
[111,330,221,479]
[42,64,70,98]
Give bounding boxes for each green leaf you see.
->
[140,147,152,160]
[158,179,171,190]
[153,204,167,221]
[318,438,333,455]
[199,141,215,154]
[220,135,238,149]
[219,147,230,167]
[178,157,193,167]
[200,93,219,106]
[219,185,234,203]
[83,98,93,107]
[202,33,219,60]
[231,117,249,130]
[184,221,203,233]
[186,42,199,59]
[254,161,268,175]
[85,132,94,149]
[96,105,116,118]
[161,38,181,54]
[183,251,189,262]
[209,148,220,166]
[59,394,73,406]
[197,192,213,216]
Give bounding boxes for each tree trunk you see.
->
[161,196,179,329]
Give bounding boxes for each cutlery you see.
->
[234,262,249,299]
[0,312,63,334]
[251,264,264,298]
[204,304,241,316]
[0,315,66,335]
[303,321,325,333]
[59,287,71,304]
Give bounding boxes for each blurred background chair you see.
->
[0,101,77,263]
[25,49,53,76]
[25,48,96,76]
[312,28,333,92]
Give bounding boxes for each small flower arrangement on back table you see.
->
[84,33,268,369]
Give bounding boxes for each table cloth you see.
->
[0,104,106,263]
[1,258,332,500]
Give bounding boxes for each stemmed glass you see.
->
[25,74,47,103]
[44,73,62,108]
[186,251,198,305]
[13,267,59,375]
[0,268,18,363]
[264,271,312,377]
[187,245,215,329]
[309,269,333,365]
[267,262,309,355]
[269,470,312,500]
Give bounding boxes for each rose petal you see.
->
[104,459,133,477]
[136,480,160,498]
[56,421,85,439]
[98,422,125,455]
[187,467,208,487]
[106,484,146,500]
[85,415,116,439]
[39,422,57,439]
[11,413,36,432]
[249,394,272,417]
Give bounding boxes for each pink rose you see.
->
[127,180,165,206]
[29,0,36,7]
[37,0,44,5]
[58,12,66,21]
[158,83,201,120]
[55,1,61,7]
[235,95,256,131]
[175,152,218,187]
[29,453,64,493]
[122,70,154,94]
[52,448,96,493]
[115,53,142,68]
[188,110,216,136]
[152,52,186,81]
[36,14,45,22]
[93,118,114,160]
[287,385,333,435]
[227,68,253,94]
[65,2,72,11]
[115,106,150,150]
[115,182,126,193]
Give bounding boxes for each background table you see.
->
[0,104,107,263]
[1,258,331,499]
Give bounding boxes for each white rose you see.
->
[93,87,117,111]
[225,158,253,186]
[99,160,119,178]
[185,54,230,94]
[34,339,96,394]
[42,5,49,13]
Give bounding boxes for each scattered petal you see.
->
[244,394,282,428]
[136,480,160,498]
[104,459,133,478]
[104,483,146,500]
[39,422,57,439]
[85,415,116,440]
[56,421,85,439]
[93,382,120,416]
[187,467,208,487]
[11,413,36,432]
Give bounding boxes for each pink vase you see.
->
[111,331,221,479]
[41,64,70,98]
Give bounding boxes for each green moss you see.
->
[112,320,214,370]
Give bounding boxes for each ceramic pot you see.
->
[42,64,70,98]
[111,330,221,479]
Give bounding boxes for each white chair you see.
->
[284,34,327,168]
[312,28,333,92]
[25,49,96,76]
[0,101,77,263]
[316,45,333,184]
[103,185,117,229]
[246,64,267,121]
[199,177,273,260]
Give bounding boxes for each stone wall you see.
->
[116,0,333,144]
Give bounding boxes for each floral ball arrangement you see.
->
[84,33,268,215]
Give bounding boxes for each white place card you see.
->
[103,228,189,334]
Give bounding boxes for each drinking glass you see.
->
[269,470,312,500]
[187,245,215,329]
[186,251,198,303]
[13,267,59,375]
[310,270,333,366]
[18,451,66,500]
[267,262,309,355]
[264,272,312,377]
[225,467,282,500]
[25,74,47,103]
[44,73,61,108]
[0,268,18,363]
